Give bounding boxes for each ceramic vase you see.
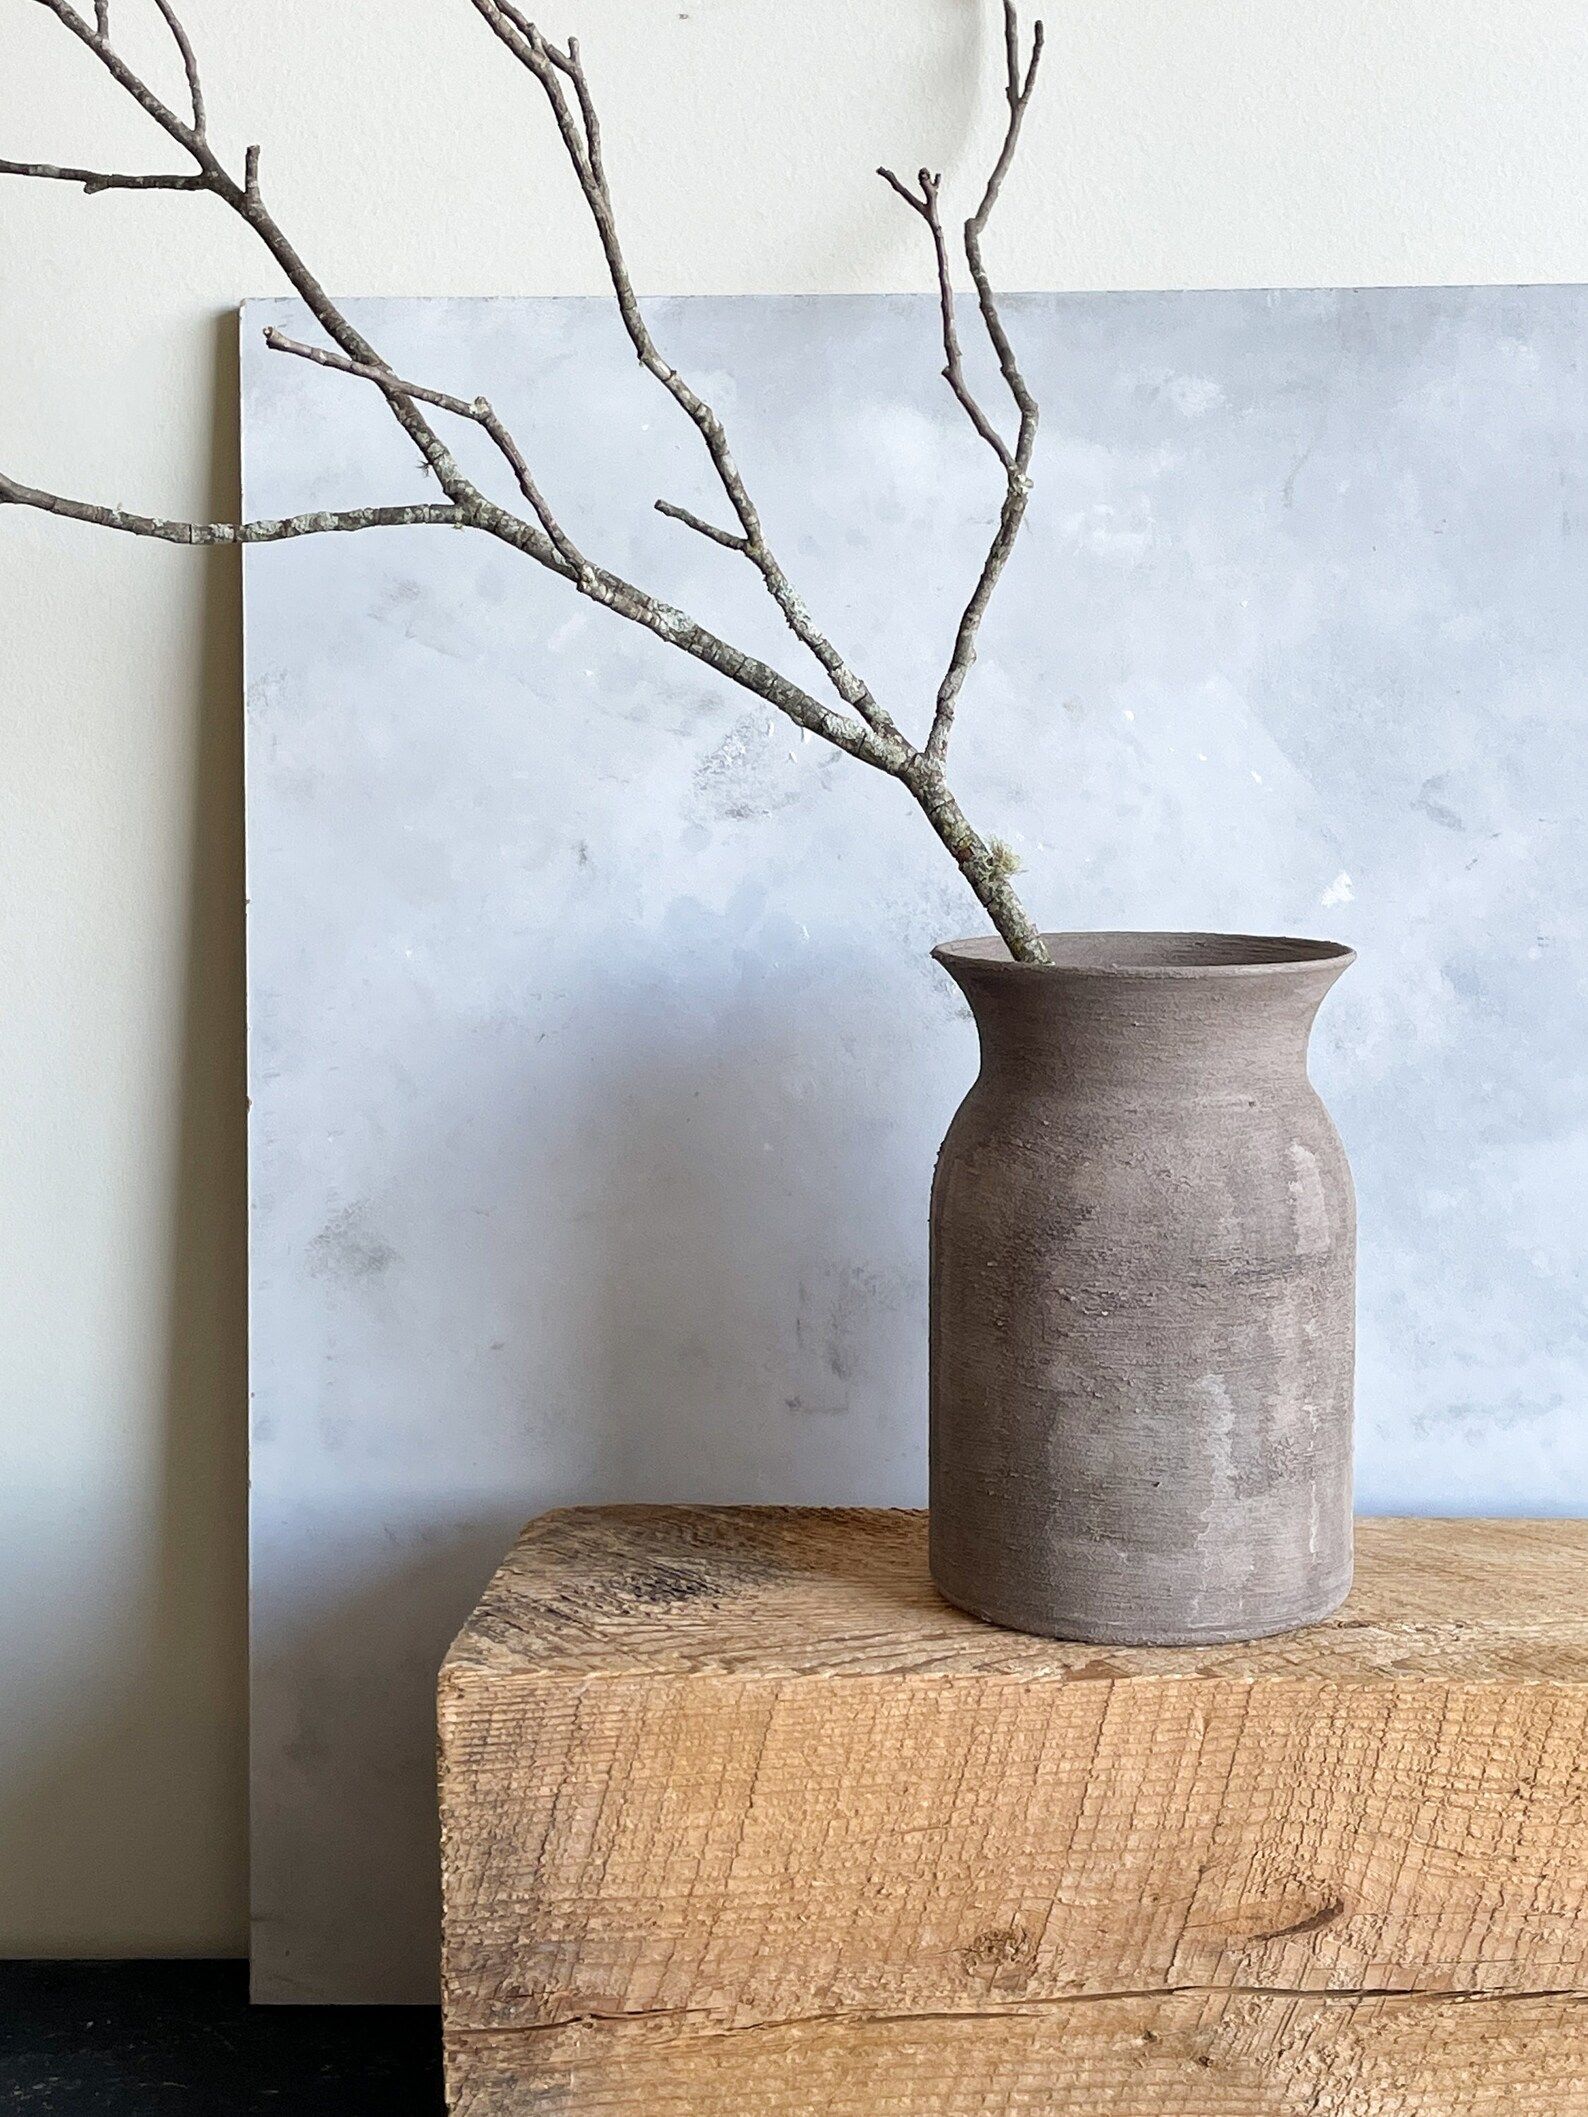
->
[929,930,1356,1645]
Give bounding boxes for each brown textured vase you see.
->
[929,931,1356,1646]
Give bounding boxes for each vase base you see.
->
[930,1566,1355,1648]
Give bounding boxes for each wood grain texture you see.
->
[439,1510,1588,2114]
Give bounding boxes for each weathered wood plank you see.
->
[449,1993,1588,2116]
[439,1511,1588,2114]
[444,1511,1588,1683]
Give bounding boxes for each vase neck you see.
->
[935,934,1353,1102]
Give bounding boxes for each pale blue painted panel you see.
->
[244,288,1588,1998]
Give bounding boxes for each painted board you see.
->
[244,287,1588,2000]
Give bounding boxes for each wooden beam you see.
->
[440,1510,1588,2114]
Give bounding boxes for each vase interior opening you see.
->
[938,930,1354,975]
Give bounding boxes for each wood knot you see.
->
[960,1924,1034,1977]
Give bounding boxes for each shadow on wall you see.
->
[1,316,250,1951]
[565,961,944,1505]
[249,1518,518,2005]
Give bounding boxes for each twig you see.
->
[655,499,747,551]
[546,29,609,192]
[463,0,903,747]
[0,472,467,543]
[23,0,485,524]
[876,165,1013,468]
[964,7,1044,435]
[153,0,206,138]
[497,4,608,190]
[263,326,590,577]
[0,158,205,192]
[882,0,1044,766]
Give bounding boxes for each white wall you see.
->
[2,0,1586,1957]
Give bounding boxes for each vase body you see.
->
[929,931,1356,1645]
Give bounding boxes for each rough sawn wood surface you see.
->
[439,1508,1588,2114]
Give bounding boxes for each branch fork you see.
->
[2,0,1052,964]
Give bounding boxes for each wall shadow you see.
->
[249,1518,517,2006]
[146,304,253,1945]
[555,974,939,1510]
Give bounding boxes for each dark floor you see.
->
[0,1962,444,2115]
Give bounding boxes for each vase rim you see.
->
[934,929,1355,978]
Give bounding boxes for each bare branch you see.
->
[261,345,910,777]
[464,1,905,748]
[0,157,205,192]
[884,0,1045,769]
[263,326,591,579]
[655,498,747,551]
[31,0,207,169]
[6,9,902,784]
[876,164,926,217]
[526,17,609,192]
[929,473,1033,765]
[454,8,1061,961]
[559,37,606,192]
[6,0,1056,963]
[877,163,1014,469]
[963,3,1044,434]
[24,0,487,521]
[559,567,897,769]
[152,0,206,139]
[0,471,467,543]
[262,327,468,413]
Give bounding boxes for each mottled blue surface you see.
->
[243,287,1588,1998]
